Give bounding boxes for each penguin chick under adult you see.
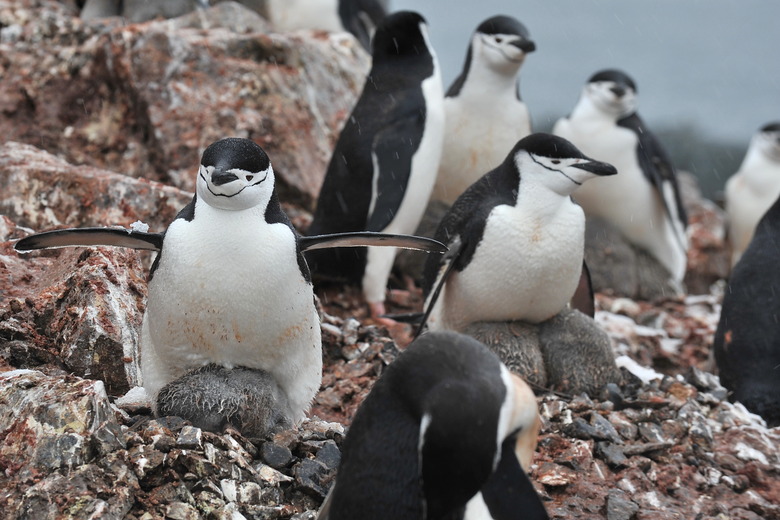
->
[317,331,549,520]
[724,121,780,267]
[265,0,386,51]
[14,138,445,431]
[714,193,780,427]
[553,69,689,284]
[419,133,616,334]
[306,10,445,319]
[431,15,536,206]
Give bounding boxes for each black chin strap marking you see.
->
[200,171,268,198]
[529,155,582,186]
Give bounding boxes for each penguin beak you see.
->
[211,168,239,186]
[610,85,627,98]
[511,39,536,53]
[572,159,617,177]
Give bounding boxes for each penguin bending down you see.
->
[724,121,780,267]
[317,331,549,520]
[265,0,386,51]
[553,69,688,283]
[306,11,445,319]
[431,15,536,206]
[419,133,616,334]
[15,138,445,430]
[714,193,780,426]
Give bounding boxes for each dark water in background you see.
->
[391,0,780,196]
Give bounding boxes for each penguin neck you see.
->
[515,178,576,218]
[458,56,521,102]
[194,197,268,225]
[568,94,620,128]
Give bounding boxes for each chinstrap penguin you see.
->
[419,133,616,334]
[306,10,445,319]
[431,15,536,206]
[724,121,780,267]
[317,331,549,520]
[15,137,445,434]
[553,69,689,284]
[265,0,386,51]
[714,192,780,427]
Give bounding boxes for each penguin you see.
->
[724,121,780,267]
[14,138,445,429]
[418,133,616,334]
[431,15,536,206]
[306,10,445,319]
[317,331,549,520]
[552,69,689,284]
[265,0,386,51]
[713,193,780,427]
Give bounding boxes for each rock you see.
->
[606,489,640,520]
[678,172,730,294]
[0,370,138,516]
[260,442,293,470]
[538,307,623,395]
[0,1,370,208]
[0,141,191,232]
[1,245,145,395]
[584,216,682,300]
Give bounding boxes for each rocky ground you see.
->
[0,1,778,520]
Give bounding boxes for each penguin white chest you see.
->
[445,200,585,328]
[142,207,321,420]
[434,97,530,204]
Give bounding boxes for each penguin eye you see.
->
[494,36,503,43]
[552,160,561,165]
[246,175,254,181]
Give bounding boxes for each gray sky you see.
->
[391,0,780,145]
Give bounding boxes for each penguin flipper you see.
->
[14,227,164,252]
[364,112,425,233]
[416,235,464,337]
[618,113,688,234]
[569,260,595,318]
[300,232,447,253]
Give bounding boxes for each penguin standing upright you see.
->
[317,331,549,520]
[419,133,616,333]
[15,138,445,432]
[306,10,445,319]
[553,69,688,284]
[714,193,780,426]
[265,0,386,51]
[431,15,536,206]
[724,122,780,266]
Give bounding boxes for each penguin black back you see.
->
[324,331,547,519]
[307,10,437,282]
[714,194,780,426]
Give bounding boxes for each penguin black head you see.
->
[584,68,638,118]
[756,121,780,161]
[371,10,429,60]
[510,133,617,195]
[448,15,534,98]
[197,137,275,211]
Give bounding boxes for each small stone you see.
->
[688,417,713,447]
[255,463,294,486]
[638,422,667,443]
[609,412,639,440]
[176,426,203,450]
[595,442,628,469]
[589,412,623,443]
[606,489,639,520]
[343,318,360,345]
[293,458,331,498]
[260,442,293,470]
[563,417,600,440]
[165,501,200,520]
[314,440,341,471]
[537,462,578,487]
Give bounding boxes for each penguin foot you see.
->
[368,301,398,327]
[156,364,294,439]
